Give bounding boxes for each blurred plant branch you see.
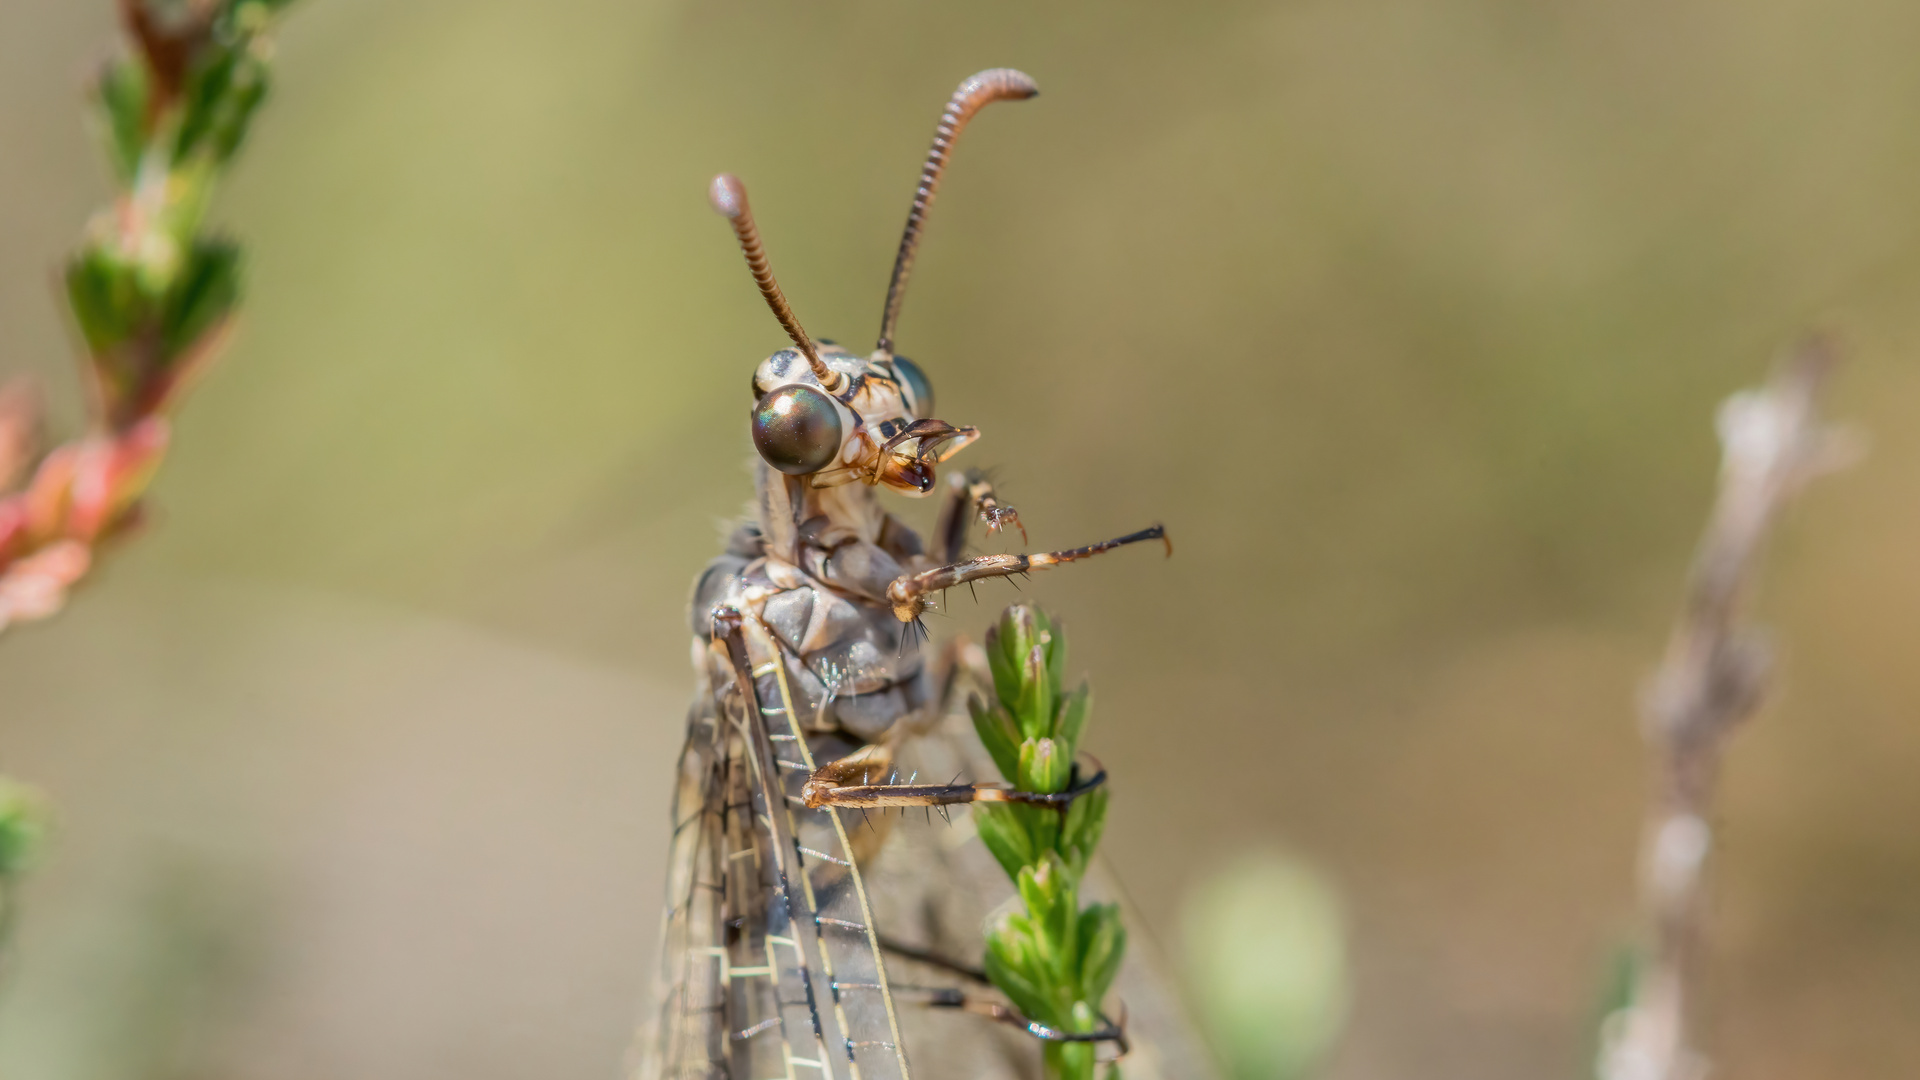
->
[1598,338,1859,1080]
[970,604,1127,1080]
[0,0,297,634]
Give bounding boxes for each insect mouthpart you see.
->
[879,454,937,494]
[870,420,978,495]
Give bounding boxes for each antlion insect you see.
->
[639,69,1170,1080]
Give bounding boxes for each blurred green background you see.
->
[4,0,1920,1076]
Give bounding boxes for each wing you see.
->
[638,687,736,1080]
[640,619,915,1080]
[747,617,915,1080]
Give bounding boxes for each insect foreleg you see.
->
[886,524,1171,622]
[931,469,1025,563]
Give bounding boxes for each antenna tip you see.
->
[709,174,747,219]
[959,68,1040,102]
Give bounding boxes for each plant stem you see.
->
[1599,339,1853,1080]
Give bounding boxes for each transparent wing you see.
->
[643,619,917,1080]
[751,622,915,1080]
[639,689,745,1080]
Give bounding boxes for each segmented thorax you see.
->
[690,514,935,747]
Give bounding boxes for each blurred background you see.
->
[3,0,1919,1076]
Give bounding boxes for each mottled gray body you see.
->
[689,485,934,749]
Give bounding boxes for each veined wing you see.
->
[640,685,750,1080]
[641,617,913,1080]
[745,617,914,1080]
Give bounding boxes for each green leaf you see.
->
[974,803,1034,881]
[987,605,1032,707]
[66,248,147,356]
[209,62,269,163]
[970,694,1023,783]
[987,617,1010,682]
[984,921,1054,1023]
[977,809,1027,879]
[1016,644,1053,741]
[1042,615,1067,701]
[174,46,236,160]
[1077,903,1127,1008]
[1058,785,1106,880]
[92,56,151,182]
[1014,858,1055,921]
[1019,736,1070,795]
[160,238,242,359]
[0,780,47,880]
[1014,801,1061,865]
[1019,855,1080,984]
[175,45,271,166]
[1056,683,1091,759]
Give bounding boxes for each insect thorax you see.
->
[689,468,935,746]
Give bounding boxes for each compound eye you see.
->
[751,385,843,475]
[892,356,934,418]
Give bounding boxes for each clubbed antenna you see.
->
[708,174,841,391]
[875,68,1039,355]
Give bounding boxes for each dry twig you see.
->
[1598,338,1857,1080]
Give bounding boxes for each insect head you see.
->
[709,68,1039,497]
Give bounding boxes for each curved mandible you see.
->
[874,68,1039,355]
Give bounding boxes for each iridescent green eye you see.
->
[751,385,843,475]
[892,356,934,418]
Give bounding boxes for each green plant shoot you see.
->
[970,603,1126,1080]
[0,0,298,634]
